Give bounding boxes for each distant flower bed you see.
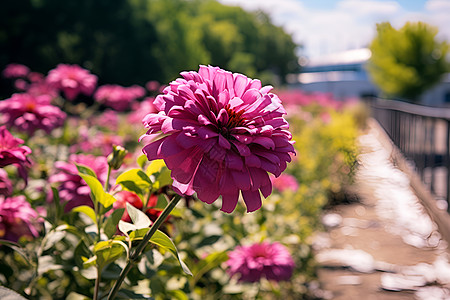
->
[0,63,362,299]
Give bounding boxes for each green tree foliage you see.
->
[367,22,449,101]
[0,0,299,92]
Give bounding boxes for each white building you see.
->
[288,48,450,106]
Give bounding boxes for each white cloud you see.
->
[337,0,401,16]
[218,0,450,59]
[425,0,450,11]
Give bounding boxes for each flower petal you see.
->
[220,191,240,213]
[242,190,262,212]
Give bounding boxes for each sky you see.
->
[218,0,450,60]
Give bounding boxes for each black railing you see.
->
[369,98,450,212]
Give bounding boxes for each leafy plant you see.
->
[367,21,449,101]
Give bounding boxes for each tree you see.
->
[0,0,299,95]
[367,22,449,102]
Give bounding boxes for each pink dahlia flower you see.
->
[0,93,66,136]
[2,63,30,79]
[0,126,32,169]
[141,65,295,213]
[46,64,97,100]
[270,173,299,192]
[49,154,109,211]
[0,195,42,242]
[227,242,295,283]
[94,84,146,111]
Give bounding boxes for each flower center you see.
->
[224,104,245,129]
[25,101,36,112]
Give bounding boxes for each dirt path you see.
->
[315,127,450,300]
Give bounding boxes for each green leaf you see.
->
[82,256,97,269]
[146,159,166,176]
[118,220,137,236]
[78,172,116,207]
[137,154,148,169]
[128,228,150,241]
[191,251,229,285]
[94,240,126,269]
[75,164,97,178]
[154,167,173,189]
[127,202,151,229]
[154,194,168,209]
[116,169,152,195]
[0,240,31,266]
[150,230,192,276]
[197,235,222,248]
[117,289,154,299]
[167,290,189,300]
[73,205,97,225]
[104,208,125,238]
[74,240,91,269]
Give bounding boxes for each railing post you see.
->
[370,98,450,214]
[446,120,450,212]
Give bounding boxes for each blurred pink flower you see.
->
[145,80,160,92]
[94,84,146,111]
[275,90,342,110]
[92,109,119,131]
[227,242,295,283]
[0,126,32,169]
[70,128,123,156]
[28,72,45,82]
[14,79,28,91]
[0,195,42,242]
[0,169,12,196]
[26,80,59,98]
[270,173,299,192]
[0,93,66,136]
[141,65,295,213]
[128,97,157,124]
[49,154,109,211]
[2,63,30,78]
[46,64,97,100]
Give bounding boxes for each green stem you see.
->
[107,194,182,300]
[94,268,102,300]
[104,166,112,193]
[142,190,153,212]
[96,166,112,241]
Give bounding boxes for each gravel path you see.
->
[315,125,450,300]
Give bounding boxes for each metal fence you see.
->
[369,98,450,212]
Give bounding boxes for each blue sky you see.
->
[305,0,427,11]
[218,0,450,59]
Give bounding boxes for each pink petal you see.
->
[172,179,195,196]
[142,137,165,160]
[253,137,275,150]
[218,134,231,149]
[220,191,240,213]
[242,190,262,212]
[231,169,251,190]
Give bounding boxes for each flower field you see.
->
[0,64,363,299]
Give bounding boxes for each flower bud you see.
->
[107,145,128,170]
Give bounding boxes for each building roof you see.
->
[305,48,372,67]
